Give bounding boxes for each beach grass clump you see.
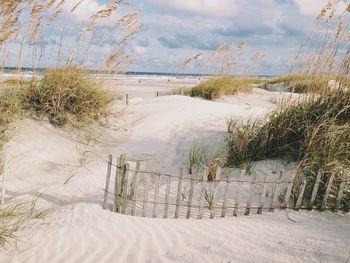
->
[2,79,31,88]
[23,67,114,126]
[268,75,329,93]
[0,200,50,247]
[227,89,350,165]
[0,87,23,154]
[226,88,350,208]
[189,76,264,100]
[186,141,208,175]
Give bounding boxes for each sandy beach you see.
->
[0,76,349,263]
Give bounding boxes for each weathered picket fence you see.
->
[156,89,184,97]
[103,154,350,219]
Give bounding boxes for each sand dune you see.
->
[0,82,349,262]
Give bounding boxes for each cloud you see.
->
[64,0,105,21]
[293,0,348,16]
[158,34,219,50]
[147,0,239,17]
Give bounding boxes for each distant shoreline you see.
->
[1,67,277,79]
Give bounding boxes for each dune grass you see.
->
[226,87,350,209]
[188,76,265,100]
[0,67,116,161]
[267,75,329,93]
[23,68,115,126]
[0,87,23,157]
[0,200,50,248]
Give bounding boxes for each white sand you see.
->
[0,78,349,262]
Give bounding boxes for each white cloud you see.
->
[294,0,347,17]
[134,46,147,55]
[64,0,105,21]
[148,0,239,17]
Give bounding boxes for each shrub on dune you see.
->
[0,87,23,154]
[24,67,114,126]
[189,76,265,100]
[226,88,350,209]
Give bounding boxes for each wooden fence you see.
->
[103,154,350,219]
[156,89,184,97]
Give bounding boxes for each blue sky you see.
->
[118,0,334,75]
[3,0,347,75]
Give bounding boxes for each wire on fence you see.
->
[107,162,350,184]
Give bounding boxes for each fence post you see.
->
[0,151,7,206]
[163,175,171,218]
[121,163,129,214]
[142,169,149,217]
[245,172,258,216]
[117,154,128,213]
[257,174,269,215]
[221,173,230,218]
[153,173,160,218]
[131,161,141,216]
[233,170,245,217]
[295,178,307,211]
[308,171,322,210]
[113,157,121,212]
[321,173,336,211]
[210,169,221,219]
[103,154,113,210]
[269,171,283,212]
[335,171,347,212]
[175,168,184,219]
[125,93,129,105]
[198,168,207,219]
[283,171,297,209]
[186,170,195,219]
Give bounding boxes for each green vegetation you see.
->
[0,87,23,155]
[186,141,208,175]
[2,78,31,87]
[267,75,329,93]
[0,67,116,161]
[226,88,350,209]
[188,76,266,100]
[24,68,114,126]
[0,200,50,247]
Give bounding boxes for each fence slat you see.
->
[233,170,245,217]
[0,151,7,206]
[113,157,121,212]
[175,168,184,219]
[335,171,347,212]
[269,171,283,212]
[163,175,171,218]
[245,172,258,216]
[153,173,160,218]
[283,171,297,209]
[257,174,269,215]
[295,178,307,211]
[186,171,195,219]
[221,173,230,218]
[142,170,149,217]
[308,171,322,210]
[103,154,113,210]
[121,163,129,214]
[321,173,336,211]
[198,168,207,219]
[118,155,127,213]
[131,162,141,216]
[210,169,221,219]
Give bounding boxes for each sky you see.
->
[3,0,347,75]
[121,0,335,75]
